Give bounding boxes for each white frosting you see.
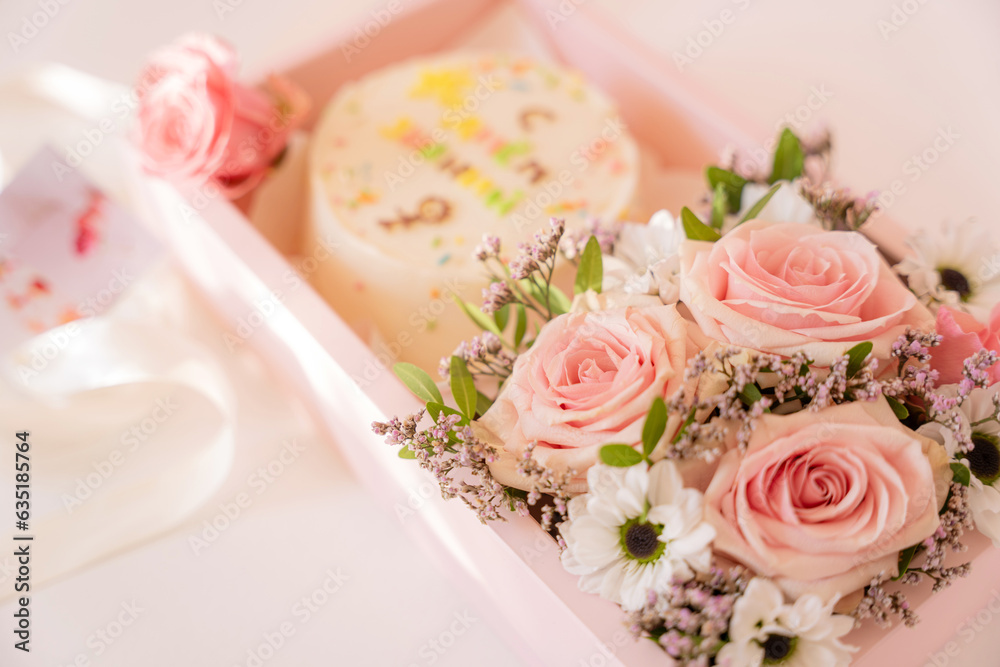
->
[307,53,639,369]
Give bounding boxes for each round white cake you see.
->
[306,53,640,370]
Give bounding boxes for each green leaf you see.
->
[706,166,747,213]
[886,395,910,421]
[739,383,763,406]
[642,397,668,459]
[425,401,464,424]
[449,356,478,421]
[681,207,721,242]
[504,487,529,511]
[599,444,644,467]
[894,544,920,581]
[494,304,510,332]
[738,182,781,224]
[518,279,571,317]
[574,236,604,295]
[513,303,527,348]
[393,363,443,405]
[548,284,572,315]
[518,278,543,303]
[769,128,805,184]
[710,183,727,230]
[454,297,502,337]
[506,487,528,501]
[398,446,417,459]
[951,462,971,487]
[476,390,493,417]
[845,342,874,378]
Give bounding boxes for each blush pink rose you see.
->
[473,305,694,494]
[680,221,933,366]
[135,34,308,197]
[931,304,1000,386]
[703,398,950,601]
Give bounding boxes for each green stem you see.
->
[528,274,552,320]
[638,499,650,524]
[507,278,544,316]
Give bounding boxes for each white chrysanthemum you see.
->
[717,578,856,667]
[568,288,661,313]
[894,220,1000,321]
[919,383,1000,545]
[730,180,819,231]
[559,459,715,612]
[603,210,684,305]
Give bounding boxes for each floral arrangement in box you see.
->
[373,127,1000,666]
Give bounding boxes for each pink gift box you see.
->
[127,0,1000,664]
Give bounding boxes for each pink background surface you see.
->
[2,1,999,666]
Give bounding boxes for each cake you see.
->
[306,53,640,369]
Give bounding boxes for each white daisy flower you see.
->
[568,288,662,313]
[895,220,1000,321]
[603,210,685,305]
[918,383,1000,545]
[732,180,819,231]
[717,578,856,667]
[559,459,716,612]
[599,183,817,305]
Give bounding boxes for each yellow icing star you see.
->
[475,178,494,196]
[457,167,480,187]
[380,117,414,141]
[410,67,474,108]
[448,115,482,140]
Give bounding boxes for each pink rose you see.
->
[680,221,933,366]
[135,34,308,197]
[704,399,950,601]
[931,304,1000,386]
[473,306,694,493]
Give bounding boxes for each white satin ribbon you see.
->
[0,64,238,594]
[0,317,235,597]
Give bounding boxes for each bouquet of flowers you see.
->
[373,128,1000,666]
